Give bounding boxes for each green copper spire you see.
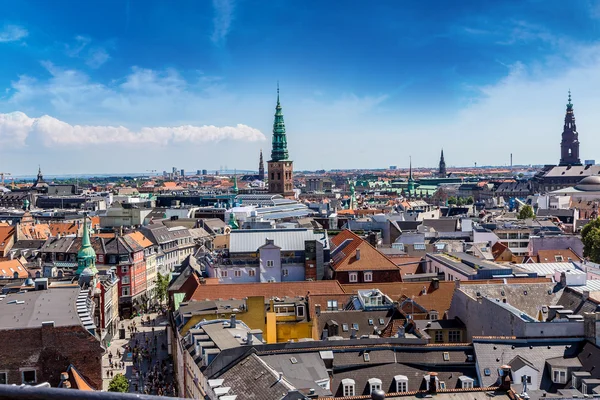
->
[567,89,573,110]
[271,84,289,162]
[76,215,98,275]
[233,170,238,194]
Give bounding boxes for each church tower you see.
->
[559,91,582,166]
[407,157,416,196]
[258,149,265,181]
[268,85,294,196]
[76,215,98,276]
[438,149,447,177]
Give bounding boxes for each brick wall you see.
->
[0,325,104,389]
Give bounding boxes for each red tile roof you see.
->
[330,230,400,272]
[342,281,456,314]
[0,259,28,279]
[190,280,345,302]
[536,249,582,262]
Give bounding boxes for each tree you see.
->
[466,196,474,205]
[581,218,600,263]
[517,205,535,220]
[108,373,129,393]
[447,196,457,205]
[156,272,170,305]
[457,197,466,206]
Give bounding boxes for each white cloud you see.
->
[0,25,28,43]
[0,111,265,147]
[211,0,234,45]
[64,36,110,68]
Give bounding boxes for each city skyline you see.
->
[2,0,600,174]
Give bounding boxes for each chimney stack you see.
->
[246,331,253,345]
[315,304,321,316]
[582,290,590,301]
[356,248,361,260]
[432,278,440,290]
[429,372,438,394]
[321,328,329,340]
[454,279,461,289]
[230,314,236,329]
[350,328,357,339]
[499,365,512,391]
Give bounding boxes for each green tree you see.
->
[581,218,600,263]
[466,196,474,205]
[457,197,466,206]
[156,272,170,305]
[447,197,457,205]
[517,205,535,220]
[108,374,129,393]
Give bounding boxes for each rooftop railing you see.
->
[0,385,187,400]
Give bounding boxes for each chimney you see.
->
[429,372,438,394]
[230,314,236,329]
[432,278,440,290]
[499,365,512,391]
[350,328,357,339]
[246,331,253,345]
[454,279,460,289]
[582,290,590,301]
[356,248,361,260]
[321,328,328,340]
[315,304,321,316]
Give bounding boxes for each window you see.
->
[327,300,338,310]
[461,378,473,389]
[448,330,461,343]
[342,323,349,332]
[352,323,359,330]
[282,269,289,277]
[572,374,577,389]
[0,372,6,385]
[368,319,374,326]
[429,311,439,320]
[553,369,567,384]
[266,260,274,267]
[121,275,130,284]
[349,272,358,282]
[296,305,305,318]
[521,376,532,384]
[22,370,36,384]
[582,383,588,394]
[440,381,447,389]
[248,269,256,277]
[484,368,491,376]
[364,352,370,362]
[234,270,241,277]
[396,380,408,392]
[443,352,450,361]
[122,286,130,296]
[379,318,385,325]
[435,331,444,343]
[364,271,373,282]
[221,269,228,278]
[368,378,382,394]
[555,255,564,262]
[343,379,355,396]
[414,243,426,250]
[121,265,129,274]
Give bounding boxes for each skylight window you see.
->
[368,319,374,326]
[352,323,359,330]
[484,368,491,376]
[379,318,385,325]
[290,357,298,364]
[363,352,370,362]
[443,352,450,361]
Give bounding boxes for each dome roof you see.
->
[575,175,600,191]
[77,246,96,259]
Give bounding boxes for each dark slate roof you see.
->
[397,221,421,231]
[509,355,538,372]
[210,352,294,400]
[537,209,575,218]
[577,341,600,380]
[12,239,46,249]
[555,288,600,316]
[473,339,583,390]
[260,352,331,396]
[318,309,396,339]
[421,219,458,233]
[495,182,533,193]
[331,359,477,396]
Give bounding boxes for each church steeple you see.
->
[559,90,582,166]
[439,149,447,177]
[232,170,238,194]
[271,84,289,162]
[407,157,416,194]
[258,149,265,181]
[76,215,97,276]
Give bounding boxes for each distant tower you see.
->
[407,157,416,195]
[559,90,582,166]
[268,85,294,196]
[438,149,447,177]
[258,149,265,181]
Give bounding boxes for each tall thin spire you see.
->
[76,214,97,275]
[407,156,415,195]
[409,156,413,180]
[439,149,447,177]
[559,90,581,166]
[258,149,265,181]
[271,84,289,161]
[233,169,238,194]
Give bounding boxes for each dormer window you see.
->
[429,311,439,320]
[395,375,408,392]
[553,368,567,384]
[349,272,358,283]
[342,378,355,396]
[459,376,474,389]
[364,271,373,282]
[368,378,382,394]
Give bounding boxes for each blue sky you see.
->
[2,0,600,175]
